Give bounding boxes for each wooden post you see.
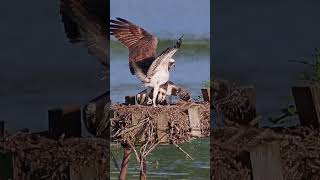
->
[292,86,320,128]
[201,88,210,102]
[119,147,132,180]
[0,121,4,139]
[241,86,257,122]
[188,106,202,137]
[249,143,283,180]
[0,149,13,179]
[132,111,147,143]
[156,113,169,142]
[125,96,135,105]
[83,92,109,137]
[48,105,81,138]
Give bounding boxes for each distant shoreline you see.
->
[111,39,210,56]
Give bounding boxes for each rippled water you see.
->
[111,138,210,179]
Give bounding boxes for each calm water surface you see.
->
[111,138,210,180]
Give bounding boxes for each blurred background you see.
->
[212,0,320,127]
[0,1,105,132]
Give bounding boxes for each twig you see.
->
[110,150,120,171]
[128,142,140,164]
[173,143,194,160]
[112,118,149,138]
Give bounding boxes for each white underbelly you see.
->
[147,70,169,87]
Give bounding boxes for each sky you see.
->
[111,0,210,39]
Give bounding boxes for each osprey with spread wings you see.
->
[110,18,183,106]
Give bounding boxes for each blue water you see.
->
[110,54,210,103]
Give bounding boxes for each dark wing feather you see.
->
[110,18,158,74]
[60,0,108,67]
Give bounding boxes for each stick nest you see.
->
[211,122,320,180]
[0,134,109,180]
[111,102,210,145]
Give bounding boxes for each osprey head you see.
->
[168,58,176,70]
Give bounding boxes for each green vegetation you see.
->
[201,80,211,89]
[110,39,210,56]
[266,49,320,126]
[194,80,210,101]
[268,104,297,125]
[291,48,320,85]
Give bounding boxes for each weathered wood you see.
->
[249,143,284,180]
[83,92,109,137]
[156,113,169,142]
[125,96,135,105]
[132,111,147,142]
[188,106,202,137]
[69,164,100,180]
[292,86,320,128]
[119,147,132,180]
[0,121,4,139]
[201,88,210,102]
[241,86,257,122]
[48,105,81,138]
[0,149,13,180]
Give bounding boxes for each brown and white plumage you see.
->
[110,17,183,107]
[110,18,158,75]
[60,0,108,68]
[136,81,191,105]
[130,37,183,107]
[60,0,110,137]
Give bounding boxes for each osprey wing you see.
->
[110,18,158,62]
[110,18,158,75]
[60,0,108,67]
[147,36,183,77]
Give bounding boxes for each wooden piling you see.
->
[201,88,210,102]
[188,106,202,137]
[119,147,132,180]
[48,105,81,138]
[241,86,257,122]
[0,121,4,139]
[292,86,320,128]
[156,113,169,142]
[0,149,13,180]
[249,143,283,180]
[83,92,109,137]
[125,96,136,105]
[132,111,147,143]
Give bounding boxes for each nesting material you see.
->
[211,122,320,180]
[111,102,210,145]
[0,134,109,179]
